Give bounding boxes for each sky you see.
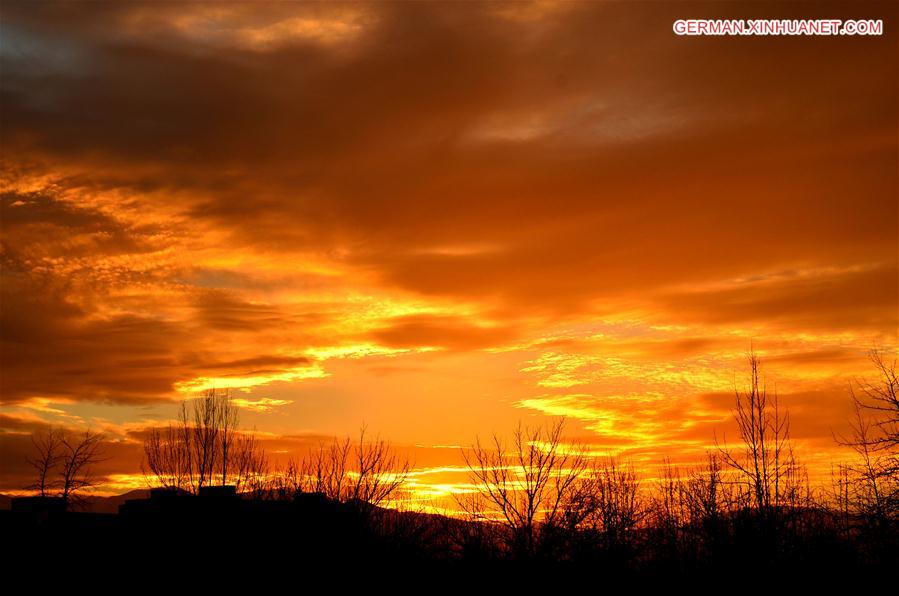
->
[1,1,897,507]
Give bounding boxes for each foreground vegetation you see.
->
[15,350,898,573]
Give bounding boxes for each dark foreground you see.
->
[2,488,895,583]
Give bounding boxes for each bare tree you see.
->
[217,392,239,486]
[58,430,105,509]
[26,427,105,509]
[682,452,727,528]
[445,491,505,560]
[189,390,222,490]
[717,352,801,517]
[350,426,410,507]
[293,426,410,509]
[142,410,192,491]
[575,457,644,548]
[830,463,855,540]
[461,419,589,557]
[652,459,685,553]
[300,436,352,499]
[270,458,302,501]
[143,389,267,494]
[853,349,899,453]
[835,349,899,525]
[26,426,64,497]
[231,431,269,497]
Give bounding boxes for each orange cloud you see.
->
[1,1,895,497]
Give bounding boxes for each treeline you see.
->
[21,350,899,573]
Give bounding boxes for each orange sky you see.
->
[1,1,897,507]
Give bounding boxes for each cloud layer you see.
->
[1,1,896,493]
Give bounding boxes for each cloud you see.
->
[0,1,895,488]
[3,5,894,315]
[230,397,294,412]
[368,314,518,350]
[658,264,898,333]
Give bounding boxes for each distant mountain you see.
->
[80,490,149,514]
[0,494,11,510]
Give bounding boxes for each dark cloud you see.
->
[2,3,893,310]
[368,314,518,350]
[0,0,895,477]
[0,269,190,403]
[0,268,319,404]
[192,291,295,332]
[0,189,159,263]
[659,264,898,332]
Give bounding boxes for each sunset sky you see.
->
[1,1,896,507]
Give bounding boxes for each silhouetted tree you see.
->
[651,459,685,561]
[232,432,270,497]
[290,425,411,509]
[461,419,589,558]
[835,349,899,532]
[575,457,644,550]
[143,389,267,493]
[446,491,505,560]
[716,352,802,518]
[683,452,728,529]
[26,426,64,497]
[58,430,105,509]
[143,411,192,491]
[26,427,105,510]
